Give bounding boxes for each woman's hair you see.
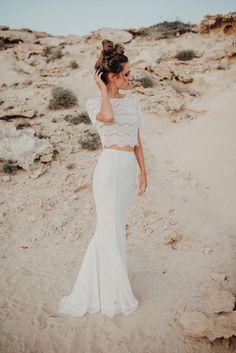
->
[94,39,128,85]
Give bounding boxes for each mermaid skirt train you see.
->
[59,149,139,318]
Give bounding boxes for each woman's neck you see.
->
[106,86,122,99]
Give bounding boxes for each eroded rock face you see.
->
[177,311,236,342]
[0,90,38,120]
[0,109,36,120]
[0,125,54,177]
[0,30,36,48]
[174,281,236,341]
[39,61,72,77]
[151,61,173,81]
[92,28,133,44]
[198,12,236,35]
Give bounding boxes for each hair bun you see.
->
[114,43,125,55]
[102,39,115,57]
[101,39,125,59]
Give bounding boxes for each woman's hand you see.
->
[137,172,147,195]
[94,69,107,92]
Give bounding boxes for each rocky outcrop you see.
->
[0,109,36,120]
[177,311,236,342]
[174,281,236,342]
[0,126,54,178]
[198,12,236,35]
[87,28,133,44]
[134,21,196,40]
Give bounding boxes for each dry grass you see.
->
[48,86,78,110]
[175,49,196,61]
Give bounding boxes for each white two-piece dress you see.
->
[59,90,145,318]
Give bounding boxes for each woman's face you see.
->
[108,62,133,90]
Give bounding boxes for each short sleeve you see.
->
[86,98,102,127]
[134,95,145,130]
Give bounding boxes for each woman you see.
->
[59,39,147,318]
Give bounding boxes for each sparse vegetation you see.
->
[43,45,63,63]
[140,20,194,39]
[2,160,19,173]
[48,86,78,110]
[154,20,191,31]
[16,122,31,129]
[78,130,102,150]
[136,75,154,88]
[42,46,52,56]
[175,49,196,61]
[64,112,91,125]
[70,60,79,69]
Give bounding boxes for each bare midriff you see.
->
[104,144,135,152]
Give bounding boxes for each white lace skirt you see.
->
[59,148,139,318]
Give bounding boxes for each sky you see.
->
[0,0,235,37]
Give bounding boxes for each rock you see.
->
[225,44,236,59]
[0,36,23,50]
[0,108,36,120]
[13,61,35,75]
[0,126,54,175]
[173,71,193,83]
[135,86,155,96]
[176,282,236,316]
[167,98,184,113]
[0,29,37,44]
[177,311,209,336]
[133,51,158,69]
[27,160,48,179]
[0,26,10,30]
[39,62,71,77]
[125,27,146,37]
[40,154,53,163]
[177,310,236,341]
[95,28,133,44]
[197,12,236,35]
[205,50,226,61]
[174,282,236,341]
[169,63,194,83]
[199,283,235,314]
[37,36,66,47]
[152,61,173,80]
[215,59,231,70]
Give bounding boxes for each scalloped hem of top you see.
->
[59,300,139,318]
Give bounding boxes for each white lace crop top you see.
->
[85,90,145,148]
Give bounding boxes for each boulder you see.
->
[95,28,133,44]
[174,281,236,342]
[0,125,54,177]
[177,310,236,341]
